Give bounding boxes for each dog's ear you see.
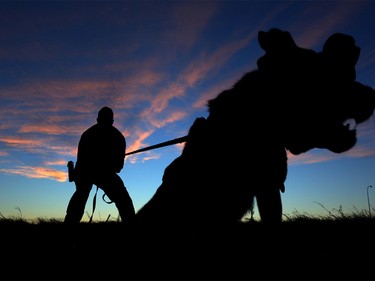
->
[257,28,300,73]
[258,28,297,53]
[322,33,360,66]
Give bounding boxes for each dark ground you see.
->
[1,217,374,280]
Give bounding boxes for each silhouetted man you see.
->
[64,106,135,224]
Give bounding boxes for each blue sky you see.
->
[1,1,375,222]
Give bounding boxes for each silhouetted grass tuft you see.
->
[1,206,374,280]
[1,203,375,225]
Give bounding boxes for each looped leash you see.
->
[67,161,114,223]
[88,186,113,223]
[102,193,113,204]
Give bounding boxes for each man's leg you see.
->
[100,174,135,223]
[64,180,92,224]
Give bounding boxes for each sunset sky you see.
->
[1,1,375,222]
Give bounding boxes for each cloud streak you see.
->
[1,1,375,184]
[0,166,67,182]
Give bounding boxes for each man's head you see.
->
[97,106,114,125]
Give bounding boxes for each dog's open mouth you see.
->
[286,118,358,155]
[343,118,356,131]
[319,118,357,153]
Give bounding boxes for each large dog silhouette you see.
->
[135,28,375,229]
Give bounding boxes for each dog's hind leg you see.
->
[255,186,282,224]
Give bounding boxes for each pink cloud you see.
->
[148,83,186,114]
[287,150,339,166]
[288,143,375,166]
[131,34,258,136]
[182,36,254,88]
[293,3,364,49]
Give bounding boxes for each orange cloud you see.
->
[126,129,154,156]
[44,160,69,166]
[124,127,185,163]
[18,124,79,135]
[0,166,67,182]
[0,135,76,158]
[0,137,43,147]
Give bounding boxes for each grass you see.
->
[282,203,374,222]
[2,202,373,225]
[1,205,374,280]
